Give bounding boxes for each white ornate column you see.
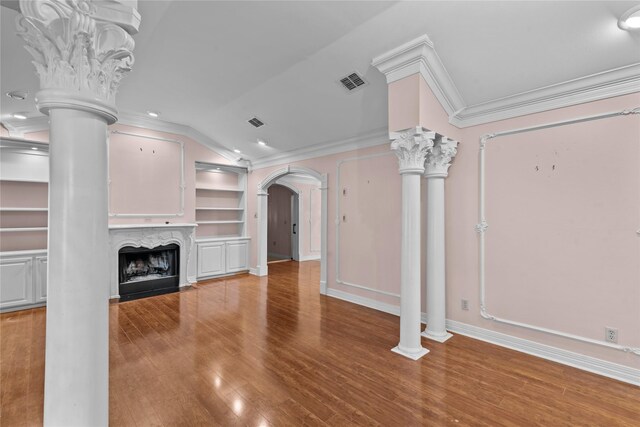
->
[422,136,458,342]
[390,127,434,360]
[16,1,139,425]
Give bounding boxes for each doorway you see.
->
[256,166,327,294]
[267,184,297,263]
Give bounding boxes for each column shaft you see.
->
[392,172,429,359]
[257,193,269,276]
[423,177,452,341]
[44,109,110,426]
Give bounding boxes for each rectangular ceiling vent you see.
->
[248,117,264,127]
[339,72,367,92]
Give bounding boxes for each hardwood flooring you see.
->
[1,260,639,426]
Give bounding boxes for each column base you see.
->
[421,330,453,343]
[391,345,429,360]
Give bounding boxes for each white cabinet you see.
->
[197,242,226,278]
[35,256,47,303]
[0,251,47,311]
[226,240,249,273]
[196,238,249,279]
[0,257,32,309]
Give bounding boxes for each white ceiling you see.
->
[1,1,639,162]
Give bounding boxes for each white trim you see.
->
[251,128,389,169]
[454,63,640,127]
[326,288,402,318]
[256,166,328,294]
[478,108,640,356]
[372,34,465,118]
[249,267,258,276]
[324,289,640,386]
[446,320,640,387]
[107,130,185,218]
[335,150,396,295]
[299,254,320,262]
[372,34,640,129]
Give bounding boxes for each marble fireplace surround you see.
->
[109,224,197,298]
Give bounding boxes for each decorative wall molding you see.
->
[256,165,328,294]
[424,136,458,178]
[372,34,640,129]
[324,289,640,386]
[478,107,640,357]
[251,127,389,170]
[16,0,140,123]
[372,34,465,118]
[453,63,640,128]
[108,224,197,298]
[107,130,185,218]
[390,126,435,173]
[335,150,398,297]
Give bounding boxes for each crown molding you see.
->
[373,34,640,129]
[452,63,640,127]
[250,127,389,170]
[372,34,465,118]
[1,111,241,164]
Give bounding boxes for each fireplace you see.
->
[118,244,179,301]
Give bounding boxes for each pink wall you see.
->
[19,123,231,228]
[267,184,293,258]
[390,74,640,368]
[248,143,402,307]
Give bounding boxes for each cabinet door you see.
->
[35,256,47,303]
[0,257,33,309]
[197,242,226,278]
[226,241,248,273]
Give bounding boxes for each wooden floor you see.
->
[1,261,639,426]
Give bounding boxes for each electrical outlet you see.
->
[605,327,618,344]
[461,299,469,311]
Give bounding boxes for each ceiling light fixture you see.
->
[6,90,28,100]
[257,139,267,146]
[233,149,241,154]
[11,112,28,120]
[146,110,159,118]
[619,5,640,30]
[31,147,38,151]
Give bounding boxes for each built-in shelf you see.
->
[195,207,243,211]
[196,220,244,225]
[0,227,48,232]
[0,207,48,212]
[195,187,243,192]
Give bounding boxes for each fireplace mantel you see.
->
[109,223,197,298]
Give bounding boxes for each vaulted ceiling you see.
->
[1,1,639,162]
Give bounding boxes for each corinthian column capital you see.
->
[425,136,458,178]
[390,127,436,174]
[16,0,140,123]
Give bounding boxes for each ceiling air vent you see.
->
[339,72,367,92]
[248,117,264,128]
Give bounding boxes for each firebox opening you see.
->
[118,244,179,302]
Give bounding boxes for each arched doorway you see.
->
[257,166,328,294]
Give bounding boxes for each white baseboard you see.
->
[326,288,404,319]
[299,254,321,261]
[325,288,640,386]
[446,319,640,387]
[249,268,258,276]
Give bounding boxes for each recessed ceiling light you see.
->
[146,111,159,118]
[619,5,640,30]
[11,112,28,120]
[31,147,38,151]
[257,139,267,146]
[233,149,241,154]
[6,90,28,100]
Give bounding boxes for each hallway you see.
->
[1,261,638,426]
